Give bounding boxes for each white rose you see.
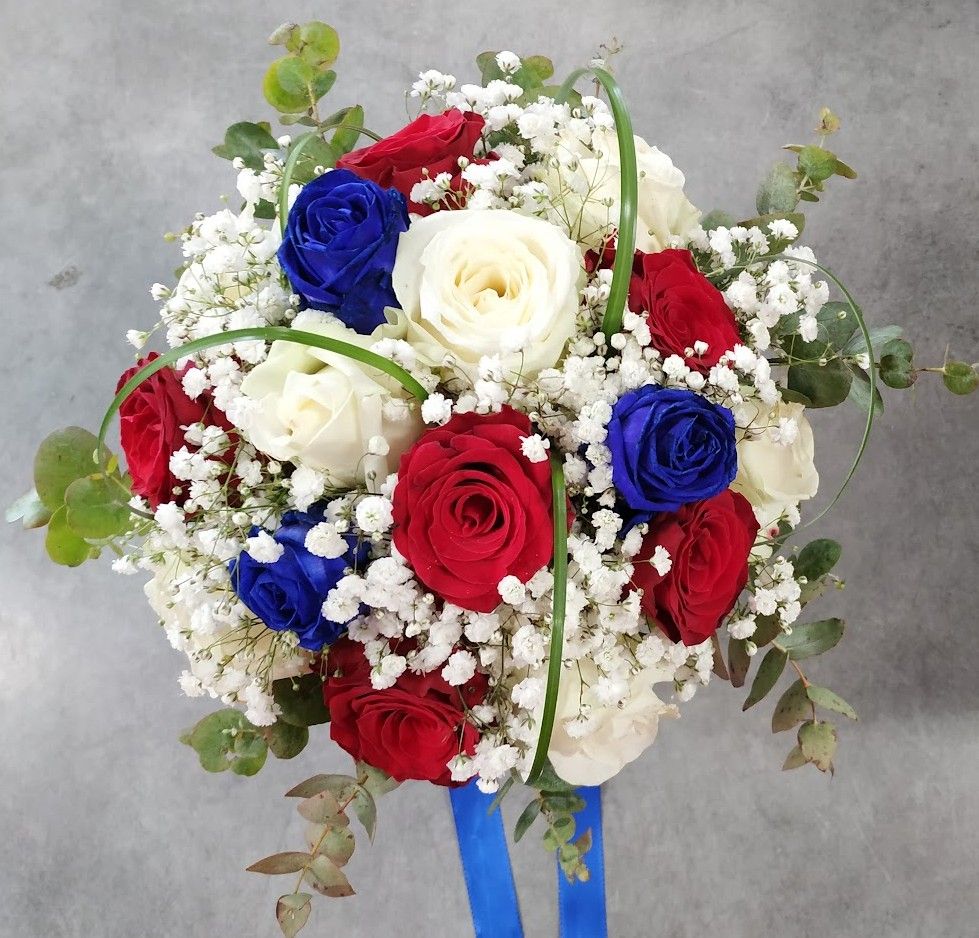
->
[545,128,701,252]
[239,315,423,487]
[732,399,819,531]
[392,209,583,380]
[547,659,679,786]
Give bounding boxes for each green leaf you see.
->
[6,487,53,529]
[787,357,853,407]
[34,427,100,510]
[212,121,279,170]
[943,361,979,396]
[308,824,356,866]
[330,104,365,156]
[247,852,312,875]
[487,774,516,815]
[45,505,92,566]
[264,57,318,113]
[782,745,807,770]
[756,162,798,215]
[285,774,355,798]
[751,615,783,648]
[841,324,903,358]
[514,798,542,843]
[798,145,838,183]
[64,475,131,539]
[794,539,842,582]
[833,158,858,179]
[771,679,811,732]
[879,338,916,389]
[777,618,845,661]
[295,22,340,67]
[798,720,837,772]
[264,722,309,759]
[728,637,750,688]
[743,647,787,710]
[184,709,268,775]
[847,366,884,416]
[356,762,399,797]
[273,674,330,727]
[276,893,312,938]
[700,209,736,231]
[298,790,346,825]
[816,301,858,351]
[543,815,575,850]
[308,856,354,898]
[309,69,337,102]
[806,685,857,720]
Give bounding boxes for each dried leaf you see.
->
[276,893,311,938]
[247,852,311,875]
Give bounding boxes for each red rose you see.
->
[116,354,225,508]
[337,109,486,215]
[392,406,559,612]
[324,637,487,786]
[633,490,759,645]
[628,249,742,372]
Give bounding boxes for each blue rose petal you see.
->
[229,508,369,650]
[607,385,738,529]
[278,169,409,333]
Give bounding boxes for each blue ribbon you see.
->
[558,786,607,938]
[450,781,607,938]
[450,780,524,938]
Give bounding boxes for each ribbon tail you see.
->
[450,780,525,938]
[558,785,608,938]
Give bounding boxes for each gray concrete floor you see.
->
[1,1,977,935]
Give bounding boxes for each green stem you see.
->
[278,133,322,235]
[98,327,428,466]
[525,453,568,785]
[555,67,637,338]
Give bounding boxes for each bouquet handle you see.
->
[450,781,607,938]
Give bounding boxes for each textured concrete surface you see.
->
[1,1,977,936]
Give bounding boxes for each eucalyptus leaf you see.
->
[756,162,798,215]
[816,301,858,351]
[728,637,750,688]
[185,709,268,776]
[514,798,542,842]
[285,774,353,798]
[841,324,903,358]
[276,893,312,938]
[777,618,845,661]
[943,361,979,396]
[847,366,884,416]
[297,790,345,825]
[879,338,916,389]
[798,145,838,183]
[330,104,365,156]
[212,121,279,170]
[806,685,858,720]
[308,856,354,897]
[264,57,318,113]
[264,721,309,759]
[787,357,853,408]
[64,475,131,539]
[782,745,807,770]
[295,22,340,68]
[273,674,330,727]
[356,762,399,797]
[308,824,356,866]
[743,647,787,710]
[247,852,312,875]
[771,679,811,732]
[34,427,100,510]
[793,539,842,582]
[45,506,91,566]
[6,487,52,529]
[798,720,837,772]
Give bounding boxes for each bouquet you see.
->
[10,20,977,938]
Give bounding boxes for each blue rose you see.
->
[278,168,409,333]
[229,509,368,650]
[607,385,738,526]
